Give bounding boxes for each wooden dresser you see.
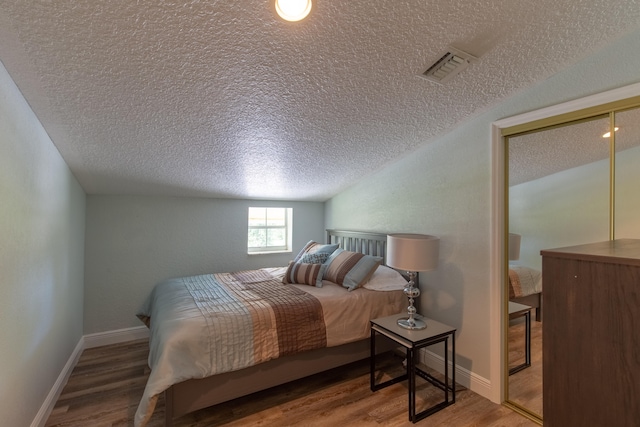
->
[541,239,640,427]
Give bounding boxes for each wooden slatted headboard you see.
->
[326,229,388,265]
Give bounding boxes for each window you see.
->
[247,207,293,254]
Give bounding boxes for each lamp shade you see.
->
[509,233,521,261]
[386,234,439,272]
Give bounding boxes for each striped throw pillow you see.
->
[323,248,383,291]
[282,261,327,287]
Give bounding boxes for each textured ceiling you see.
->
[1,1,640,201]
[509,108,640,186]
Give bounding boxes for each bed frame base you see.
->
[165,338,396,425]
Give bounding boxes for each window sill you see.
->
[248,250,293,256]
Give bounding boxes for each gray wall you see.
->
[84,196,324,333]
[325,28,640,381]
[0,62,86,426]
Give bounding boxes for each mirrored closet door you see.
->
[503,101,640,422]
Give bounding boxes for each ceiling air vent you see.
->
[420,48,477,84]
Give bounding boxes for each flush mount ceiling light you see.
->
[602,127,619,138]
[275,0,312,22]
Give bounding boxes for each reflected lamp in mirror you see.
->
[386,234,440,330]
[509,233,521,261]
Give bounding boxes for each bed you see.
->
[508,265,543,321]
[135,230,408,426]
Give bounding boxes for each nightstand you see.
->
[508,301,532,375]
[370,314,456,423]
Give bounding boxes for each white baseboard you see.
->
[32,326,150,427]
[31,337,85,427]
[419,348,492,400]
[84,325,150,349]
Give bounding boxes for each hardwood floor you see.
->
[46,340,538,427]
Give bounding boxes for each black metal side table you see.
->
[370,314,456,423]
[508,301,532,375]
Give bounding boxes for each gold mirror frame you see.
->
[500,95,640,423]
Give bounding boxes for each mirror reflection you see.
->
[614,108,640,238]
[506,116,615,418]
[505,102,640,421]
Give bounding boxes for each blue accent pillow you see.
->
[293,240,339,263]
[299,252,331,264]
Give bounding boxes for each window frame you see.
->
[247,207,293,254]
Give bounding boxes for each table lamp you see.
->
[386,233,440,330]
[509,233,521,261]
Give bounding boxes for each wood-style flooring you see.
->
[46,339,539,427]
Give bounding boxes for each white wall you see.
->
[0,62,86,426]
[325,28,640,387]
[511,144,640,269]
[510,158,610,269]
[615,145,640,239]
[84,196,324,333]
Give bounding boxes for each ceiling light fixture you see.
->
[602,127,619,138]
[275,0,312,22]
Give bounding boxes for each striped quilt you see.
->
[135,270,326,426]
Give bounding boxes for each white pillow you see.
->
[363,265,408,291]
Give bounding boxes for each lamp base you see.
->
[397,316,427,330]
